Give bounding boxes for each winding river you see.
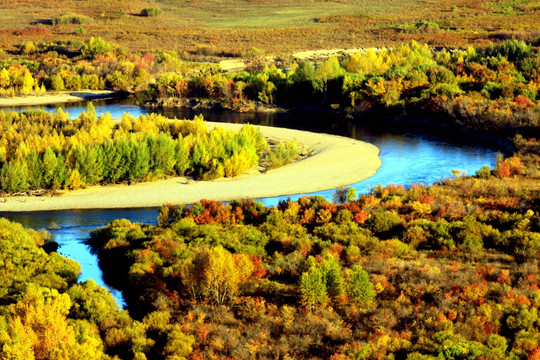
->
[0,99,500,307]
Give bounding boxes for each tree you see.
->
[72,145,103,185]
[181,246,253,305]
[42,147,59,188]
[162,324,194,360]
[174,138,189,175]
[0,160,27,193]
[129,140,150,182]
[80,37,112,58]
[26,151,43,190]
[321,255,345,299]
[0,68,11,88]
[53,153,68,189]
[347,265,375,308]
[300,257,328,312]
[68,169,85,190]
[314,56,345,106]
[148,134,176,177]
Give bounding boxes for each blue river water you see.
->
[0,99,500,307]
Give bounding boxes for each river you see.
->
[0,99,499,307]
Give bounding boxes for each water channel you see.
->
[0,99,500,307]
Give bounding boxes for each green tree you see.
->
[321,255,345,299]
[80,37,112,58]
[72,145,103,185]
[300,257,328,312]
[53,153,69,189]
[148,133,176,177]
[103,138,131,182]
[26,151,43,190]
[174,138,190,175]
[0,160,27,193]
[42,147,59,188]
[129,140,150,182]
[347,265,375,308]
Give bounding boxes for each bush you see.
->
[80,37,112,58]
[495,155,522,178]
[476,165,492,179]
[365,211,402,235]
[47,75,65,91]
[19,41,37,55]
[242,47,265,59]
[141,7,162,17]
[53,13,91,25]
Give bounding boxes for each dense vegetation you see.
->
[148,39,540,134]
[88,135,540,359]
[0,0,538,358]
[0,109,299,194]
[2,37,538,137]
[0,217,197,360]
[0,37,217,96]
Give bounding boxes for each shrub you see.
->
[365,211,402,235]
[264,140,299,170]
[495,155,522,178]
[476,165,492,179]
[242,47,265,59]
[53,13,91,25]
[19,41,37,55]
[47,75,65,91]
[80,37,112,58]
[141,7,162,17]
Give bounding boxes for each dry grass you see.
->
[0,0,538,56]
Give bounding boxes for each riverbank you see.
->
[0,90,129,108]
[0,122,381,212]
[143,97,285,113]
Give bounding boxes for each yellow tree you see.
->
[181,246,253,305]
[2,286,105,360]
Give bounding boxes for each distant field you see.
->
[0,0,539,56]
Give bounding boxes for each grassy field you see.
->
[0,0,539,57]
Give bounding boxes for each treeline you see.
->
[3,38,538,133]
[0,109,270,193]
[0,217,196,360]
[149,39,539,133]
[0,37,218,96]
[88,136,540,359]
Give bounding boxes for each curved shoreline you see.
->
[0,122,381,212]
[0,90,128,108]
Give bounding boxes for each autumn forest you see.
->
[1,0,540,359]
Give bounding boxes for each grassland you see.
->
[0,0,539,58]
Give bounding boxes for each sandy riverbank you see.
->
[0,90,127,108]
[0,122,381,212]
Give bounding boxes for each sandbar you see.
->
[0,122,381,212]
[0,90,126,108]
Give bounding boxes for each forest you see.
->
[0,13,539,359]
[0,37,538,136]
[83,133,539,359]
[0,217,181,360]
[0,109,300,194]
[2,132,538,359]
[147,39,540,136]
